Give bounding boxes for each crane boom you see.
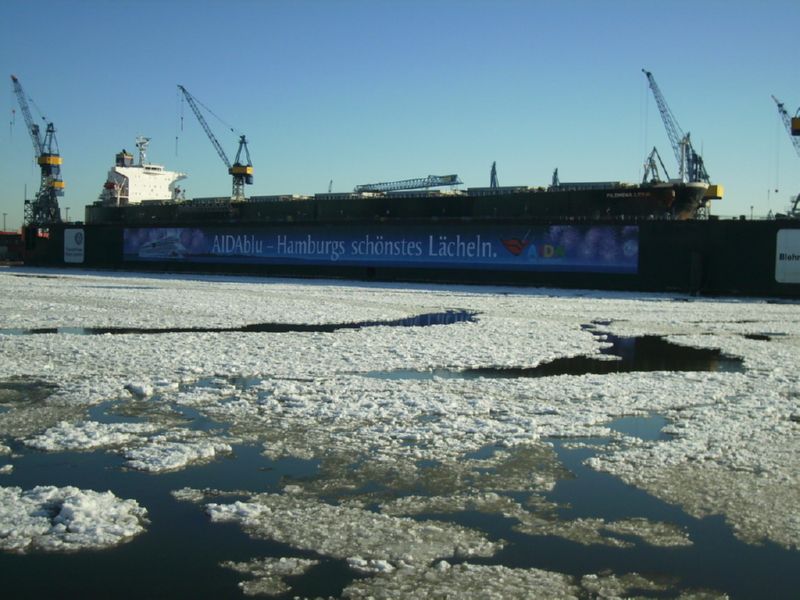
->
[772,95,800,158]
[642,69,709,184]
[10,74,63,226]
[178,85,231,168]
[355,174,462,193]
[11,75,42,159]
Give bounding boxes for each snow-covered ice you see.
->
[0,268,798,594]
[24,420,160,452]
[205,492,500,566]
[122,429,234,472]
[338,561,726,600]
[221,556,320,597]
[0,485,147,553]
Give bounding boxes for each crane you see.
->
[354,174,462,193]
[490,162,499,189]
[772,95,800,217]
[642,146,671,184]
[642,69,710,185]
[177,85,253,202]
[10,75,64,226]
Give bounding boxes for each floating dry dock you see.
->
[25,210,800,298]
[22,140,800,297]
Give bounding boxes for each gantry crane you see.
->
[772,95,800,217]
[10,75,64,226]
[177,85,253,201]
[354,174,461,193]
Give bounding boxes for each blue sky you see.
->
[1,0,799,230]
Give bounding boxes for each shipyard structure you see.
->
[20,136,798,298]
[12,74,800,298]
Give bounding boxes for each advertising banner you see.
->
[123,224,639,274]
[776,229,800,283]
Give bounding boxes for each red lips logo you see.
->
[501,238,531,256]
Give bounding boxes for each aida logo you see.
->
[529,244,566,259]
[501,237,564,259]
[500,238,531,256]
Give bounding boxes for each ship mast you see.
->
[135,136,151,165]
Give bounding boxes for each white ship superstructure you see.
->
[99,137,186,206]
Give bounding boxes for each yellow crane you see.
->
[10,75,64,225]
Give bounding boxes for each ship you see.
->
[98,137,186,206]
[88,148,709,225]
[23,139,800,298]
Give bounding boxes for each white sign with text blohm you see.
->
[776,229,800,283]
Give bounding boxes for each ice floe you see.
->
[205,492,500,566]
[122,429,233,472]
[339,561,726,599]
[0,269,798,593]
[24,420,160,452]
[221,556,320,597]
[0,485,147,553]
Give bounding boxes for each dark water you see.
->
[0,335,796,599]
[0,310,476,336]
[366,330,744,380]
[455,432,800,600]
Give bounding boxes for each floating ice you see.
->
[124,382,153,399]
[24,420,160,452]
[341,562,727,599]
[221,556,319,597]
[514,515,692,548]
[0,485,147,553]
[206,492,500,567]
[123,430,233,472]
[1,270,799,564]
[0,464,12,475]
[338,561,723,600]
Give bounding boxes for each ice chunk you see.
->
[24,420,159,452]
[221,556,319,597]
[123,430,232,472]
[206,493,500,566]
[124,383,153,399]
[0,485,147,553]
